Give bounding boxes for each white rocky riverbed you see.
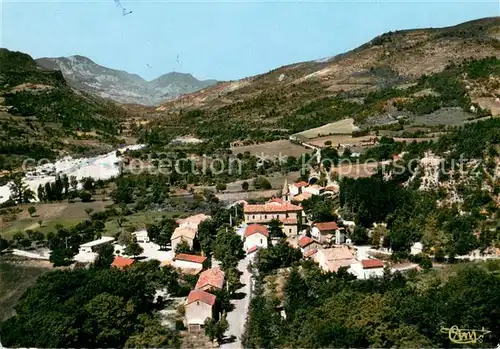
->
[0,144,145,204]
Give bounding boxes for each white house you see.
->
[349,259,385,280]
[185,290,216,332]
[243,224,269,252]
[410,242,423,255]
[289,181,309,196]
[176,214,210,233]
[78,236,115,254]
[132,230,150,243]
[303,184,323,196]
[311,221,343,244]
[171,227,196,253]
[313,246,357,272]
[297,236,321,254]
[173,253,207,271]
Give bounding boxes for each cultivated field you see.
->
[410,108,472,126]
[231,140,308,158]
[103,210,185,236]
[307,135,374,148]
[1,201,113,239]
[294,118,356,139]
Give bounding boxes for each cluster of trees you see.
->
[0,259,182,348]
[252,242,303,276]
[146,216,176,250]
[301,194,337,223]
[120,149,304,195]
[243,257,500,348]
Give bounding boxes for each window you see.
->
[197,301,199,306]
[252,215,255,219]
[260,239,263,244]
[265,215,267,219]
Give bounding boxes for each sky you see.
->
[1,0,498,81]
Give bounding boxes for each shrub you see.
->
[79,191,92,202]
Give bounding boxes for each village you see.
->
[6,178,430,343]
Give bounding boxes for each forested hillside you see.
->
[148,17,499,148]
[0,49,130,170]
[244,259,500,348]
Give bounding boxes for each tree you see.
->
[70,175,78,192]
[37,184,45,202]
[255,241,302,276]
[85,208,94,218]
[0,235,9,250]
[83,293,135,347]
[28,206,37,217]
[253,176,272,190]
[350,226,370,245]
[125,314,179,348]
[213,227,244,269]
[27,230,45,247]
[204,316,229,344]
[81,177,95,191]
[49,247,74,267]
[371,225,387,248]
[124,238,143,258]
[302,195,337,223]
[94,244,115,269]
[268,219,285,239]
[226,266,243,295]
[175,240,192,255]
[284,267,310,320]
[79,191,92,202]
[61,174,70,197]
[242,181,250,191]
[118,230,132,245]
[150,218,176,250]
[419,256,433,271]
[197,218,217,258]
[215,182,227,192]
[9,176,35,204]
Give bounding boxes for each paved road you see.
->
[221,223,251,349]
[221,256,252,349]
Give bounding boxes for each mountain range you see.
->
[36,55,217,106]
[158,17,499,114]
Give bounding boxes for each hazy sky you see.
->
[1,0,498,81]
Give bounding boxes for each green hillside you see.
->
[0,48,129,171]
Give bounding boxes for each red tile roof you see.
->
[112,256,135,269]
[195,267,225,290]
[280,217,298,225]
[186,290,216,306]
[361,259,385,269]
[247,246,259,254]
[314,221,339,232]
[291,192,313,202]
[174,253,207,264]
[269,198,285,204]
[244,202,303,213]
[293,181,309,188]
[324,185,339,192]
[298,236,314,248]
[304,249,318,258]
[244,224,269,238]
